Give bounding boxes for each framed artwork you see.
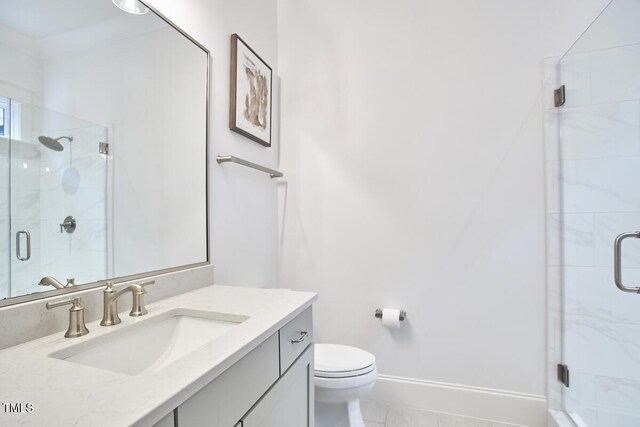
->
[229,33,272,147]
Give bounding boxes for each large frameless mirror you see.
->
[0,0,209,305]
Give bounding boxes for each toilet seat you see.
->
[314,366,378,390]
[314,344,376,379]
[315,364,375,378]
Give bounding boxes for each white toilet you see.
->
[314,344,378,427]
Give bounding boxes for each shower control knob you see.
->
[60,216,77,234]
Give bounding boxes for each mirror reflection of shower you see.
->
[0,97,109,299]
[37,135,72,152]
[38,134,80,194]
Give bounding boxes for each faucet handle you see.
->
[46,297,89,338]
[138,279,155,289]
[100,282,121,326]
[130,280,155,317]
[46,297,80,310]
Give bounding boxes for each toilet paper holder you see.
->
[375,308,406,321]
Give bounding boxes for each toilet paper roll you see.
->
[381,308,401,329]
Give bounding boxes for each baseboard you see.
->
[548,409,578,427]
[367,375,547,426]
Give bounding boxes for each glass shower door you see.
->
[9,99,41,297]
[558,0,640,424]
[0,98,11,299]
[6,101,108,298]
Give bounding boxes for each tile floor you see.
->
[361,400,528,427]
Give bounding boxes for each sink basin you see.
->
[49,309,249,376]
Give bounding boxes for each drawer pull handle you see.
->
[291,331,308,344]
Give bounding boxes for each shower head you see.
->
[37,135,73,152]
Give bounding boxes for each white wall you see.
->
[149,0,280,288]
[278,0,609,417]
[0,23,42,104]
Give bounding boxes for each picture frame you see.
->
[229,33,272,147]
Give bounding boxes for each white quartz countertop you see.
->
[0,285,317,426]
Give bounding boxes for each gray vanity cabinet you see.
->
[241,346,313,427]
[154,412,175,427]
[175,333,280,426]
[170,307,314,427]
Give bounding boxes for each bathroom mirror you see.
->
[0,0,209,305]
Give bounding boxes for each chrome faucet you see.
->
[46,297,89,338]
[100,280,155,326]
[39,276,75,289]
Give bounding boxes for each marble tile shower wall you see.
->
[38,125,107,287]
[0,106,107,299]
[547,43,640,425]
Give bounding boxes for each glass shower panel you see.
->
[9,102,108,297]
[558,0,640,425]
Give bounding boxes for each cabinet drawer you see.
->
[279,307,313,374]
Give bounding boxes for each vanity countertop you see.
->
[0,285,317,426]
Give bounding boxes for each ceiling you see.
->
[0,0,123,39]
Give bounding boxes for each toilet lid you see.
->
[314,344,376,377]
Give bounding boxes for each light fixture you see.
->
[111,0,149,15]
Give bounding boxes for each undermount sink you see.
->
[49,309,249,376]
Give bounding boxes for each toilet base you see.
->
[315,399,365,427]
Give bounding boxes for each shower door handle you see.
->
[614,232,640,294]
[16,230,31,261]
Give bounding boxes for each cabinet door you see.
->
[177,333,280,427]
[242,345,314,427]
[152,410,174,427]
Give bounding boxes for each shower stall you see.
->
[549,0,640,424]
[0,97,108,299]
